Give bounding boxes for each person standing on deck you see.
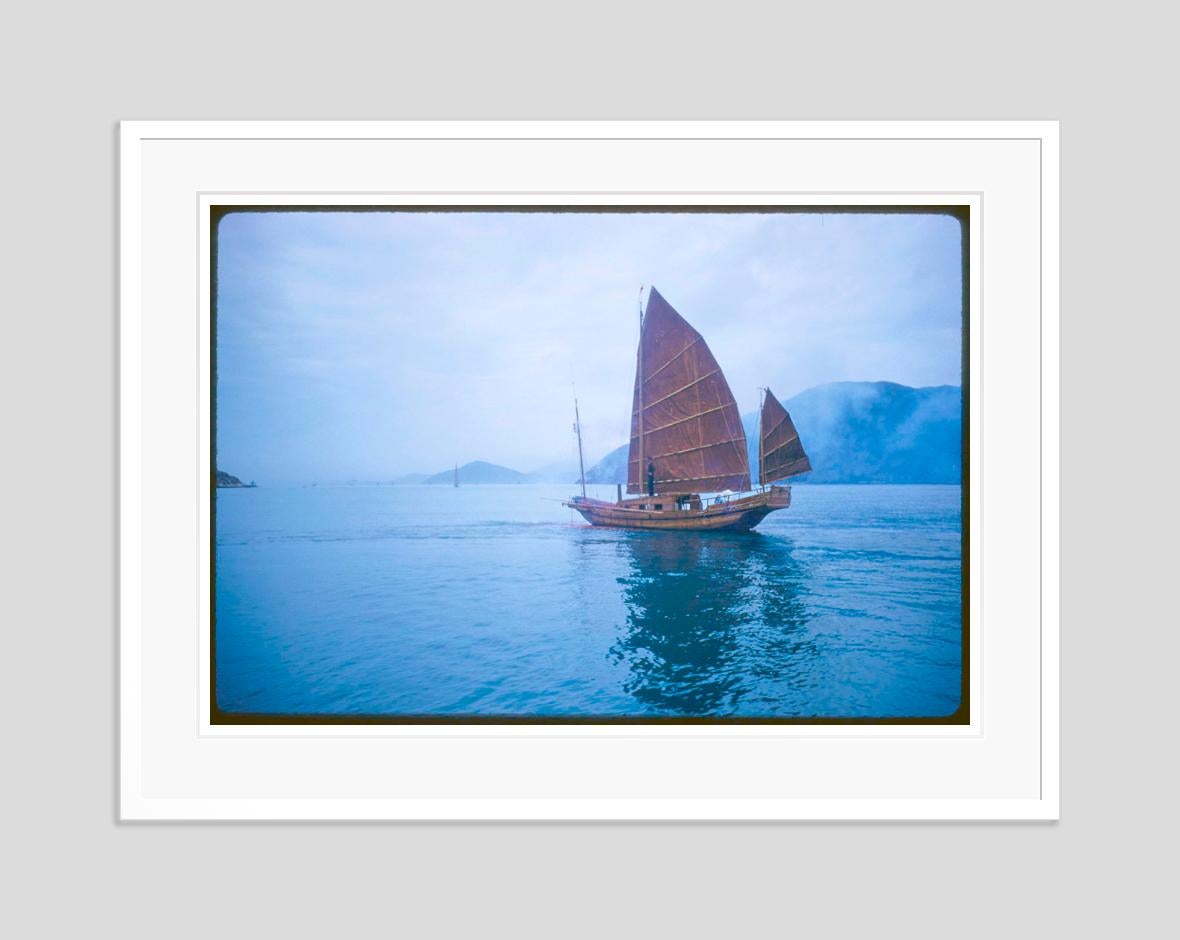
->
[647,460,655,497]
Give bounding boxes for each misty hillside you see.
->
[525,461,581,484]
[424,460,537,485]
[584,382,962,485]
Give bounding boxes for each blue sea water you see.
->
[215,483,962,719]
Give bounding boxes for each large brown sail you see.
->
[759,387,811,484]
[626,287,750,495]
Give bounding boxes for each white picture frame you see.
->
[120,121,1058,819]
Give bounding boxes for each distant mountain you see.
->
[424,460,538,485]
[526,461,582,484]
[388,472,430,484]
[396,460,578,485]
[583,448,630,485]
[215,470,254,488]
[584,382,962,486]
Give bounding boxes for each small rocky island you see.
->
[216,470,255,488]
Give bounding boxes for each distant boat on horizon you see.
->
[564,286,810,531]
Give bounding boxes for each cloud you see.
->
[215,210,962,482]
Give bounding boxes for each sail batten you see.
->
[633,368,722,413]
[626,287,750,495]
[759,387,811,484]
[648,436,747,461]
[642,336,702,382]
[763,438,802,460]
[640,403,733,434]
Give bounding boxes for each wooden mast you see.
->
[574,395,587,499]
[637,285,645,497]
[758,387,765,490]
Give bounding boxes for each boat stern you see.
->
[766,484,792,509]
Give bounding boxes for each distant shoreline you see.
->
[215,470,255,488]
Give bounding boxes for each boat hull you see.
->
[563,486,791,532]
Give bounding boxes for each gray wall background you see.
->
[3,1,1173,935]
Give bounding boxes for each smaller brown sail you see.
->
[759,387,811,484]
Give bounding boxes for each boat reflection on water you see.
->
[607,530,814,716]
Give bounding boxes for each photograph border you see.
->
[208,202,971,726]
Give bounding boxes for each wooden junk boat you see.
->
[564,286,811,532]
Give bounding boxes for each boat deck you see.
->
[564,486,791,531]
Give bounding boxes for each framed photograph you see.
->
[120,121,1058,819]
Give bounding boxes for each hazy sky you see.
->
[216,210,962,482]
